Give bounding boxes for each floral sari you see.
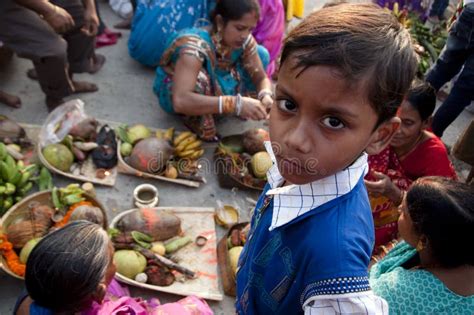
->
[153,27,269,140]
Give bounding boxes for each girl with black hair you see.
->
[370,177,474,314]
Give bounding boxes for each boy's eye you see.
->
[322,117,345,129]
[277,100,297,113]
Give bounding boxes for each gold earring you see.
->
[415,240,424,252]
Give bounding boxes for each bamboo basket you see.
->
[110,207,223,301]
[116,127,203,188]
[0,190,108,280]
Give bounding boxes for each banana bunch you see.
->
[0,142,42,216]
[173,132,204,160]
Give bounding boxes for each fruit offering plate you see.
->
[116,125,204,188]
[214,134,268,191]
[110,207,223,301]
[37,101,118,186]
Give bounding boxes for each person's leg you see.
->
[0,1,74,108]
[52,0,105,74]
[431,54,474,137]
[425,6,474,91]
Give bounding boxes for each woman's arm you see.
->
[243,49,273,108]
[172,53,267,120]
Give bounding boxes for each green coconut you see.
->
[114,250,147,279]
[42,143,74,172]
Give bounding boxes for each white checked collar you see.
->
[263,141,369,231]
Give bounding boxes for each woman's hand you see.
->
[44,5,75,34]
[364,171,403,204]
[240,97,267,120]
[260,94,273,113]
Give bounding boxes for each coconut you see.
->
[42,144,74,172]
[250,152,272,178]
[242,128,270,155]
[127,138,174,174]
[114,250,147,279]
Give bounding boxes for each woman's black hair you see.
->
[406,81,436,121]
[211,0,260,26]
[25,221,110,312]
[406,177,474,268]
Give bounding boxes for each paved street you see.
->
[0,0,472,313]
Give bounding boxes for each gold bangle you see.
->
[222,96,236,114]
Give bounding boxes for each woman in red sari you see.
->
[365,81,456,247]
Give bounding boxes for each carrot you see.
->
[0,235,26,277]
[54,201,93,228]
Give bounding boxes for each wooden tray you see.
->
[36,120,118,187]
[0,190,108,280]
[110,207,223,301]
[117,138,200,188]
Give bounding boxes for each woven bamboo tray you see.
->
[110,207,223,301]
[0,190,107,279]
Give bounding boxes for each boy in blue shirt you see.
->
[235,3,418,314]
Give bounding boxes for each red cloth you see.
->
[399,135,457,181]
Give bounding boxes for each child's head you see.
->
[269,3,417,184]
[398,177,474,268]
[25,221,116,312]
[391,81,436,149]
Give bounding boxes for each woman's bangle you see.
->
[222,96,236,114]
[258,89,273,101]
[235,94,243,116]
[218,96,223,114]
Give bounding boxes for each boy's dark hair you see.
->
[211,0,260,26]
[406,81,436,121]
[281,3,417,126]
[407,177,474,268]
[25,221,110,312]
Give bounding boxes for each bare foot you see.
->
[114,14,133,30]
[72,81,98,93]
[0,91,21,108]
[88,54,106,74]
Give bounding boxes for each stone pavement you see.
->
[0,0,472,314]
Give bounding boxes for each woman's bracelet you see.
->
[218,96,223,114]
[235,94,243,116]
[258,89,273,101]
[222,96,236,114]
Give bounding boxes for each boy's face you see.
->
[269,58,383,185]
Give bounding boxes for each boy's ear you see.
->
[91,283,107,303]
[365,117,401,155]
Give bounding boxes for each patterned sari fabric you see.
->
[366,147,411,247]
[128,0,215,67]
[154,27,269,140]
[370,241,474,314]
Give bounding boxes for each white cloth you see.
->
[109,0,133,18]
[263,141,369,231]
[304,292,389,315]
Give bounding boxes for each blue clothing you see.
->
[153,27,269,114]
[235,177,375,314]
[426,3,474,137]
[128,0,214,67]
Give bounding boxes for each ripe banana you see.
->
[173,132,194,146]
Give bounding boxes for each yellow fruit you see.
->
[184,139,202,151]
[250,151,273,178]
[189,149,204,159]
[164,127,175,141]
[151,241,166,256]
[164,165,178,179]
[173,132,194,146]
[175,136,196,152]
[228,246,243,276]
[178,149,196,158]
